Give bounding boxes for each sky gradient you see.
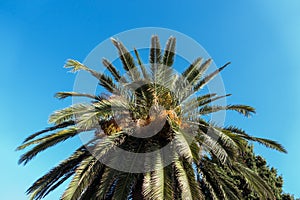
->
[1,1,300,199]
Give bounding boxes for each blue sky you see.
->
[1,1,300,199]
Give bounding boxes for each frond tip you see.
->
[64,59,88,72]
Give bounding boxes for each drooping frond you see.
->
[173,130,194,163]
[173,159,194,200]
[181,158,203,199]
[112,173,137,200]
[18,128,79,165]
[26,145,89,200]
[61,156,103,200]
[96,167,119,199]
[163,164,175,200]
[22,120,75,143]
[145,152,165,200]
[225,126,287,153]
[233,163,275,199]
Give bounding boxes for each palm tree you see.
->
[18,35,286,200]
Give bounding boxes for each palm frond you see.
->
[18,128,79,165]
[48,104,96,125]
[112,173,137,200]
[21,121,74,144]
[102,58,121,81]
[182,158,203,199]
[149,151,165,200]
[55,92,100,100]
[150,35,162,83]
[96,167,119,199]
[111,38,140,81]
[174,159,194,200]
[225,126,287,153]
[134,48,150,80]
[26,145,89,200]
[162,36,176,67]
[163,164,175,200]
[233,162,275,199]
[199,104,256,117]
[173,130,194,163]
[194,62,230,91]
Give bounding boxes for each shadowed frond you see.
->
[111,38,140,81]
[134,48,150,80]
[233,163,275,199]
[173,159,194,200]
[61,157,103,200]
[26,145,89,200]
[113,173,137,200]
[162,36,176,67]
[102,58,121,81]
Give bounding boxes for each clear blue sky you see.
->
[1,1,300,199]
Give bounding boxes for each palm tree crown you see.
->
[18,35,286,200]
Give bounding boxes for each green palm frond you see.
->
[55,92,100,100]
[198,94,232,107]
[96,167,119,199]
[163,164,175,200]
[150,35,162,66]
[233,163,275,199]
[199,104,256,117]
[173,130,194,163]
[182,158,203,199]
[162,36,176,67]
[26,145,89,200]
[173,159,194,200]
[22,120,74,143]
[18,128,79,165]
[102,58,121,81]
[183,58,212,86]
[113,173,137,200]
[61,157,102,200]
[65,59,119,93]
[134,48,150,80]
[111,38,140,81]
[225,126,287,153]
[194,62,230,91]
[146,152,165,200]
[48,104,96,125]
